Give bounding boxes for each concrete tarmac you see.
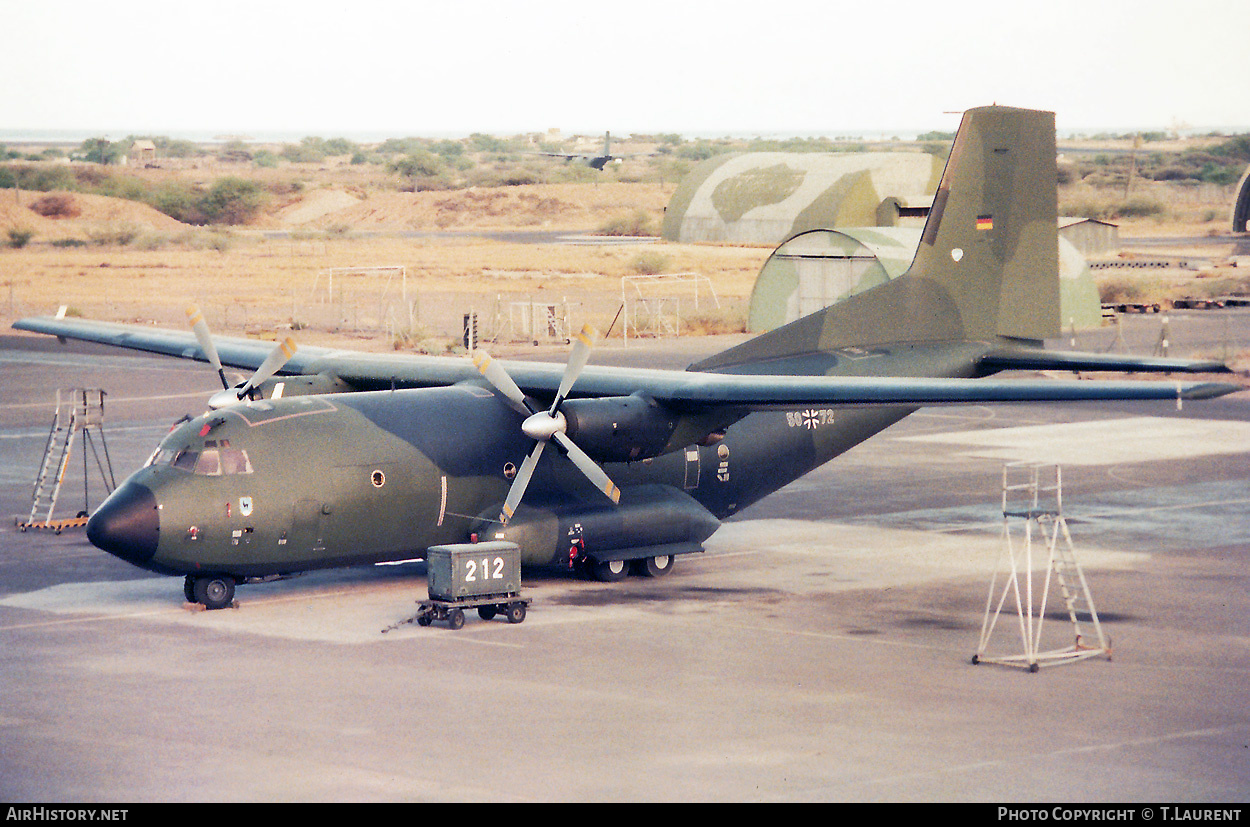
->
[0,315,1247,803]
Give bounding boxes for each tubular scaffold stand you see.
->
[18,388,116,534]
[973,463,1111,672]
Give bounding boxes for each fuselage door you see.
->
[683,446,700,490]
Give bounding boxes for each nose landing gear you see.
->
[184,573,237,610]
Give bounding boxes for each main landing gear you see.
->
[579,554,675,582]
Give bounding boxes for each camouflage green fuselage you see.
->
[102,339,987,579]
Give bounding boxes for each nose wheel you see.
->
[184,574,237,610]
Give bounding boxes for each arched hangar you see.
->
[1234,164,1250,234]
[747,227,1104,334]
[661,152,943,244]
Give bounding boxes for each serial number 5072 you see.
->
[785,409,835,429]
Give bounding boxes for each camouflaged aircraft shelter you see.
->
[661,152,944,244]
[747,226,1104,333]
[1234,164,1250,234]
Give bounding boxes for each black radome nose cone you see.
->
[87,481,159,567]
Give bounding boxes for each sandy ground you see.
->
[1,178,1246,356]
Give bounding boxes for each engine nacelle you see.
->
[471,484,720,568]
[560,394,678,462]
[210,373,354,409]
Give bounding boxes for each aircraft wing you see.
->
[12,315,1242,409]
[14,315,306,373]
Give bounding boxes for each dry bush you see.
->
[1097,274,1169,304]
[683,307,747,335]
[28,193,82,219]
[599,209,657,236]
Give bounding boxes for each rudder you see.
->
[911,105,1059,341]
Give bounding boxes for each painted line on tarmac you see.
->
[0,605,188,632]
[0,391,211,411]
[857,724,1250,789]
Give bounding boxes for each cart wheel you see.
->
[447,608,465,630]
[416,613,432,627]
[506,602,526,624]
[478,605,497,621]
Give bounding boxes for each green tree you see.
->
[389,151,445,181]
[201,177,267,224]
[79,137,125,165]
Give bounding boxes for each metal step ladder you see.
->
[19,388,116,533]
[973,463,1111,672]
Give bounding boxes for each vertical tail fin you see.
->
[910,105,1059,341]
[694,106,1060,372]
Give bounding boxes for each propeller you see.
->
[186,304,298,408]
[472,324,621,525]
[186,304,229,390]
[234,336,298,401]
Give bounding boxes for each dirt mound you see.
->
[0,190,189,241]
[299,183,671,232]
[274,189,363,226]
[1,197,64,237]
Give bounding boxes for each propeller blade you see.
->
[237,337,297,399]
[472,349,532,415]
[550,323,599,414]
[185,304,229,390]
[485,325,618,522]
[553,431,621,504]
[500,441,545,525]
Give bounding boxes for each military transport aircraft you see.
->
[13,106,1240,609]
[540,131,632,169]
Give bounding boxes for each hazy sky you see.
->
[5,0,1247,138]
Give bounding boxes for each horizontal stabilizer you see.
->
[981,347,1231,375]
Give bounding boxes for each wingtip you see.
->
[1181,382,1245,400]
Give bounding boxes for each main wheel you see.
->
[589,558,629,583]
[192,574,236,610]
[634,555,674,578]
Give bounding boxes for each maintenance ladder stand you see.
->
[973,463,1110,672]
[19,388,116,533]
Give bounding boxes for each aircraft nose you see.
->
[87,481,160,566]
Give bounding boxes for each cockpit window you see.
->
[172,450,199,471]
[146,448,176,467]
[220,448,253,475]
[152,441,254,475]
[194,450,220,475]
